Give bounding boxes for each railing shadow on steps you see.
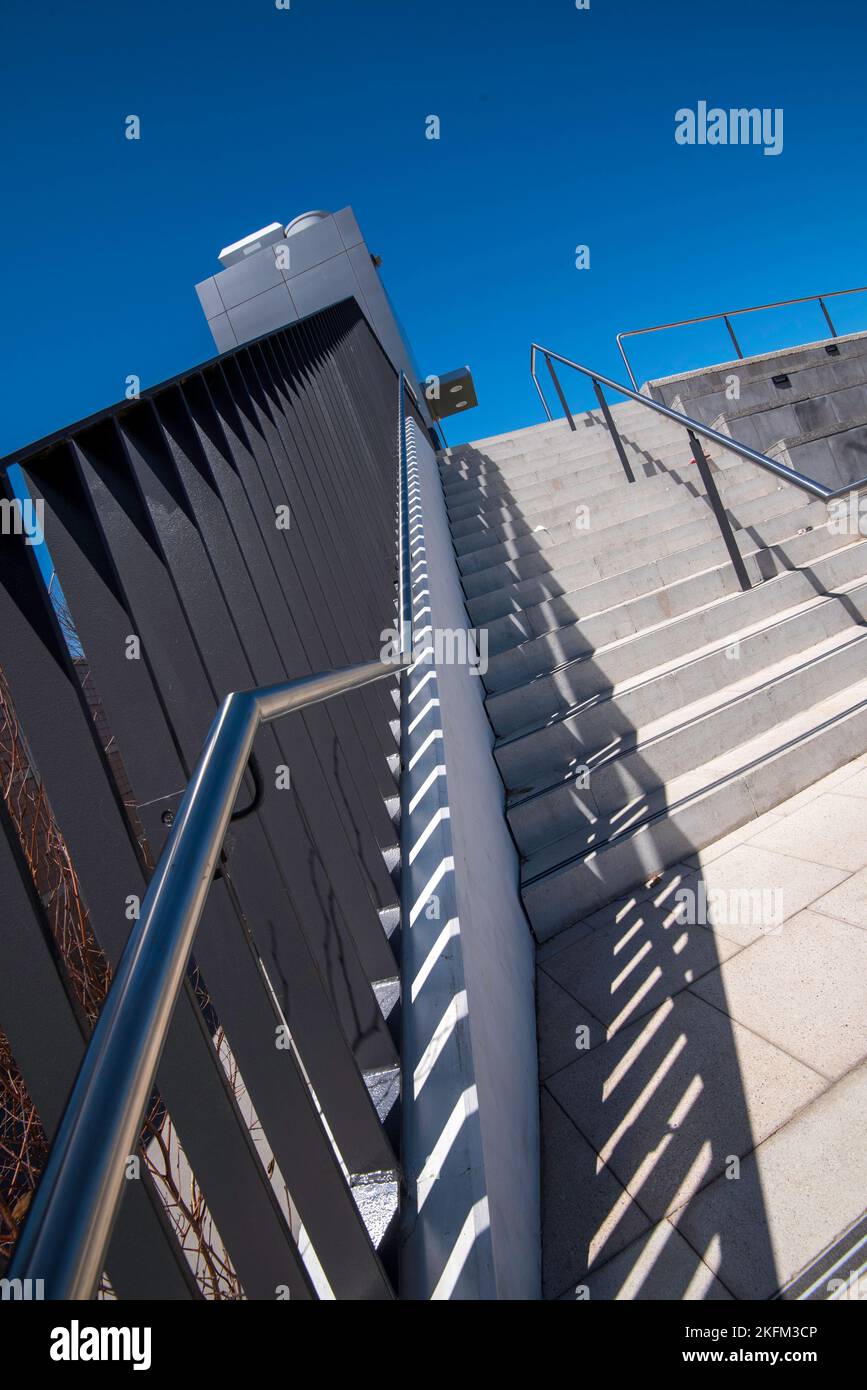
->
[439,436,787,1300]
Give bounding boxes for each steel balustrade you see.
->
[530,343,867,593]
[616,286,867,391]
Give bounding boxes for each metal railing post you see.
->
[592,378,635,483]
[723,314,744,359]
[616,285,867,384]
[689,430,752,591]
[616,334,639,392]
[545,354,577,431]
[530,347,554,422]
[818,296,838,338]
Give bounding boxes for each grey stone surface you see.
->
[672,1063,867,1299]
[541,872,741,1034]
[445,349,867,1296]
[540,1089,650,1298]
[747,791,867,871]
[691,908,867,1080]
[577,1220,733,1301]
[537,969,606,1079]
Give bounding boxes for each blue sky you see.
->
[2,0,866,454]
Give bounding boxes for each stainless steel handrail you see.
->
[616,286,867,390]
[530,343,867,592]
[9,373,417,1300]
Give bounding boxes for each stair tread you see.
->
[482,526,864,676]
[494,573,867,749]
[519,671,867,887]
[507,622,867,807]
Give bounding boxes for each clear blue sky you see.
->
[2,0,866,454]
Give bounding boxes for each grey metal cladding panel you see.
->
[284,315,402,786]
[116,396,397,1032]
[281,215,344,279]
[69,426,218,763]
[226,282,297,343]
[21,441,395,1211]
[262,326,399,763]
[180,372,398,869]
[195,275,225,320]
[346,245,412,374]
[250,334,397,758]
[216,337,395,778]
[70,420,395,1151]
[0,480,312,1300]
[214,246,284,312]
[284,315,395,622]
[211,353,397,987]
[200,355,395,801]
[333,205,364,251]
[261,329,388,655]
[0,804,196,1299]
[207,312,238,353]
[285,254,364,321]
[24,443,193,854]
[151,384,398,938]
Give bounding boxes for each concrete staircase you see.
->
[440,400,867,944]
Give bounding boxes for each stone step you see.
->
[457,469,786,580]
[443,402,678,466]
[445,442,705,521]
[498,581,867,806]
[441,430,694,496]
[520,676,867,941]
[451,458,774,562]
[486,539,867,735]
[481,528,864,688]
[463,490,822,615]
[513,626,867,861]
[478,514,850,657]
[446,449,751,534]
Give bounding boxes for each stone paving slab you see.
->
[811,866,867,931]
[541,1090,651,1299]
[748,791,867,871]
[537,970,606,1081]
[672,1064,867,1300]
[570,1219,733,1301]
[546,991,824,1223]
[538,757,867,1298]
[691,908,867,1081]
[540,873,741,1036]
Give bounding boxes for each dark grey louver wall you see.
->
[0,298,417,1298]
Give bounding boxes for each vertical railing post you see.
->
[545,354,577,431]
[818,296,838,338]
[689,430,751,591]
[531,347,554,422]
[723,314,744,359]
[592,379,635,483]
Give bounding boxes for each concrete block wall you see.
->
[645,331,867,491]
